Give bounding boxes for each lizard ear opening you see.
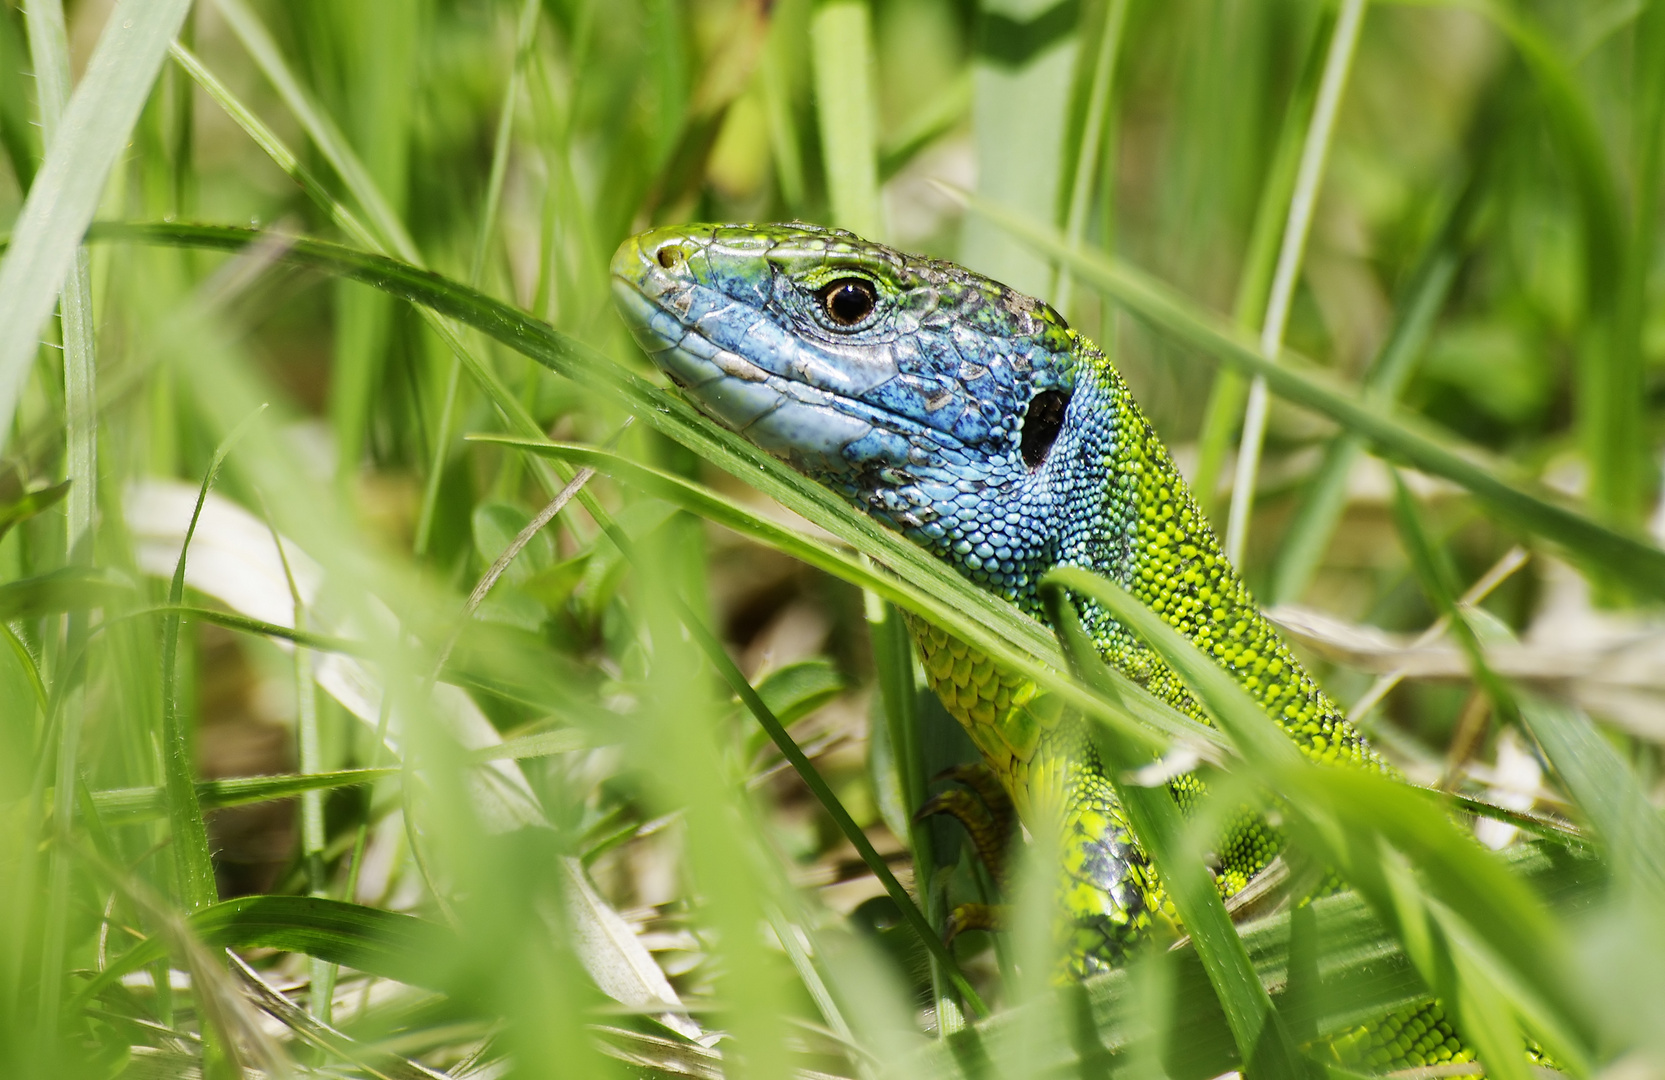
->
[1020,390,1070,469]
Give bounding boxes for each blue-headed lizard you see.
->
[611,222,1472,1071]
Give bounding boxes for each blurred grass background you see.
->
[1,0,1664,1077]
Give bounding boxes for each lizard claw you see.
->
[931,763,1015,835]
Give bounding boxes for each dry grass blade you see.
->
[227,951,447,1080]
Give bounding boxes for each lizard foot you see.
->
[943,902,1009,945]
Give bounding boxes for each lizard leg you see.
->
[1057,749,1165,975]
[916,763,1017,887]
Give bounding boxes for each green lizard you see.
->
[611,221,1472,1071]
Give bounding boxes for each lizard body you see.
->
[611,222,1469,1070]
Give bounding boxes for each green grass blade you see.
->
[198,0,555,475]
[1051,0,1129,313]
[760,18,808,210]
[160,409,267,913]
[1223,0,1368,565]
[1621,1,1665,528]
[633,3,770,222]
[172,37,572,523]
[91,768,399,825]
[414,0,542,558]
[168,42,375,248]
[0,566,129,620]
[0,8,38,191]
[316,0,421,481]
[954,197,1665,603]
[1190,3,1335,523]
[195,896,459,988]
[959,0,1078,298]
[868,595,956,1028]
[877,71,971,183]
[153,604,368,657]
[0,479,70,543]
[34,2,96,996]
[1517,696,1665,899]
[264,495,333,1021]
[1266,200,1465,603]
[465,728,589,763]
[0,0,193,452]
[1388,471,1518,727]
[811,0,883,238]
[1477,0,1633,530]
[902,843,1595,1079]
[1392,0,1634,527]
[21,0,97,561]
[211,0,416,263]
[566,479,988,1017]
[74,895,461,1011]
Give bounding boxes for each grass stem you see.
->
[1224,0,1369,565]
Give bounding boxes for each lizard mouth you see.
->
[610,227,964,473]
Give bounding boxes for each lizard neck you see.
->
[1068,348,1382,770]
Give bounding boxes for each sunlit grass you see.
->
[1,0,1662,1077]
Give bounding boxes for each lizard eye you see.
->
[1020,390,1070,469]
[818,277,877,326]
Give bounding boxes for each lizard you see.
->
[610,221,1472,1072]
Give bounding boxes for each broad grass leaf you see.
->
[193,896,458,990]
[72,895,460,1013]
[0,0,194,450]
[810,0,882,239]
[561,856,706,1043]
[1517,695,1665,898]
[756,659,845,726]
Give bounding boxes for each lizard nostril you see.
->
[656,244,687,270]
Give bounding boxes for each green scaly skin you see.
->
[610,222,1472,1071]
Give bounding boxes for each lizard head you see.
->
[611,222,1115,602]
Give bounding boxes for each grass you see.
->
[1,0,1663,1077]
